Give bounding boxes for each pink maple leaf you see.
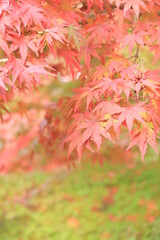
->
[123,0,148,18]
[115,103,146,135]
[0,0,9,15]
[123,33,144,54]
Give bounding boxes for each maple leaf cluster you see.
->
[64,0,160,161]
[0,0,82,100]
[0,0,160,171]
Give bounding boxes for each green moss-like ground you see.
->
[0,158,160,240]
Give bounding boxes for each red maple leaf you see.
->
[87,0,103,11]
[81,41,100,69]
[9,34,38,63]
[85,16,112,44]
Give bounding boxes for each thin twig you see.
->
[133,44,140,64]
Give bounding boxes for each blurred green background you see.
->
[0,152,160,240]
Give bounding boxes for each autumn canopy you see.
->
[0,0,160,172]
